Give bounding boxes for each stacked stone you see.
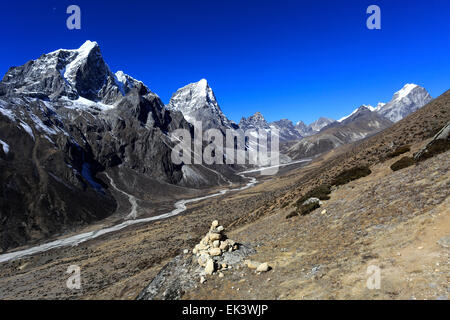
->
[193,220,238,276]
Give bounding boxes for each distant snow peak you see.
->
[375,102,386,111]
[377,83,432,122]
[239,112,269,131]
[393,83,419,101]
[167,79,234,130]
[168,79,219,113]
[309,117,335,131]
[247,112,267,124]
[336,84,431,124]
[363,104,375,112]
[78,40,98,52]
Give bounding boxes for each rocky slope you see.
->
[141,90,450,300]
[183,149,449,300]
[0,90,447,300]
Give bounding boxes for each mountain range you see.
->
[0,41,434,251]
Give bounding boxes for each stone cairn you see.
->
[192,220,237,279]
[190,220,270,283]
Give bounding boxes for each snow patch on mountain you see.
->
[0,104,16,122]
[63,96,116,111]
[19,121,35,140]
[0,139,9,154]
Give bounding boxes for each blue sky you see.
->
[0,0,449,124]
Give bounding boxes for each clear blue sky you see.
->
[1,0,449,124]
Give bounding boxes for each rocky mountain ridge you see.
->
[0,41,230,252]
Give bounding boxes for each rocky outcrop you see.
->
[414,122,450,161]
[137,221,256,300]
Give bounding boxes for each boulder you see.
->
[219,241,229,251]
[209,248,222,256]
[198,255,208,267]
[302,197,320,206]
[245,260,261,270]
[209,233,221,241]
[256,262,270,272]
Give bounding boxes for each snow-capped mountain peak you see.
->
[167,79,235,130]
[114,70,153,97]
[375,102,386,112]
[168,79,217,113]
[337,84,432,124]
[239,112,269,130]
[0,40,133,104]
[309,117,335,131]
[338,105,374,123]
[392,83,419,101]
[376,84,432,122]
[63,40,100,87]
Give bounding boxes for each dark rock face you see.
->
[270,119,303,141]
[239,112,270,131]
[414,122,450,161]
[294,121,311,136]
[0,41,204,252]
[240,113,304,142]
